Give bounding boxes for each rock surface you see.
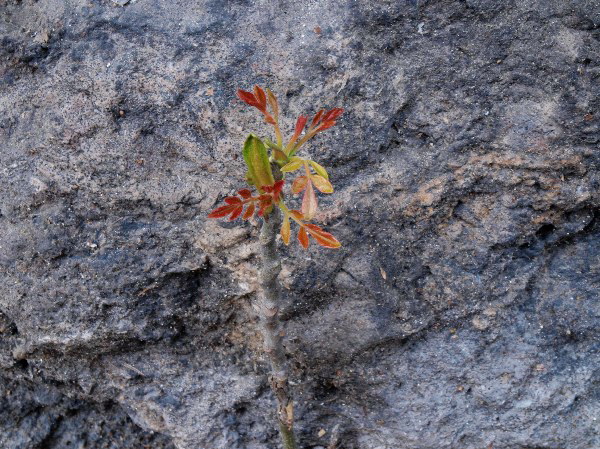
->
[1,0,599,448]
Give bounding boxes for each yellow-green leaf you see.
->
[310,174,333,193]
[309,160,329,179]
[242,134,274,189]
[280,158,304,173]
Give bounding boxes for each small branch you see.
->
[257,208,298,449]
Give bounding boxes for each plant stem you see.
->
[257,208,298,449]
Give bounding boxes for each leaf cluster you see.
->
[209,86,343,249]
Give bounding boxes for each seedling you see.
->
[209,86,343,449]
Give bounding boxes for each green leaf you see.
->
[242,134,275,189]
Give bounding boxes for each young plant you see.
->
[209,86,343,449]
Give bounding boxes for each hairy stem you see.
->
[257,209,298,449]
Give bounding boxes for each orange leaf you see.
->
[298,226,309,249]
[310,174,333,193]
[292,176,308,194]
[266,88,279,117]
[243,203,255,220]
[303,223,323,232]
[311,231,341,248]
[290,210,304,220]
[272,149,288,163]
[281,216,291,245]
[304,224,341,248]
[302,180,318,220]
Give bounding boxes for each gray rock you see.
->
[1,0,599,448]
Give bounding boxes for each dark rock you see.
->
[1,0,599,448]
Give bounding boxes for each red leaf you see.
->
[238,189,252,199]
[295,115,308,136]
[258,203,272,217]
[265,114,276,125]
[298,226,309,249]
[323,108,343,122]
[243,203,255,220]
[257,196,273,216]
[269,180,284,202]
[262,180,284,199]
[311,109,324,126]
[208,204,238,218]
[289,115,308,145]
[228,205,243,221]
[224,196,243,205]
[253,85,267,111]
[237,89,259,107]
[317,121,336,132]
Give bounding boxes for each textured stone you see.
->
[1,1,599,448]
